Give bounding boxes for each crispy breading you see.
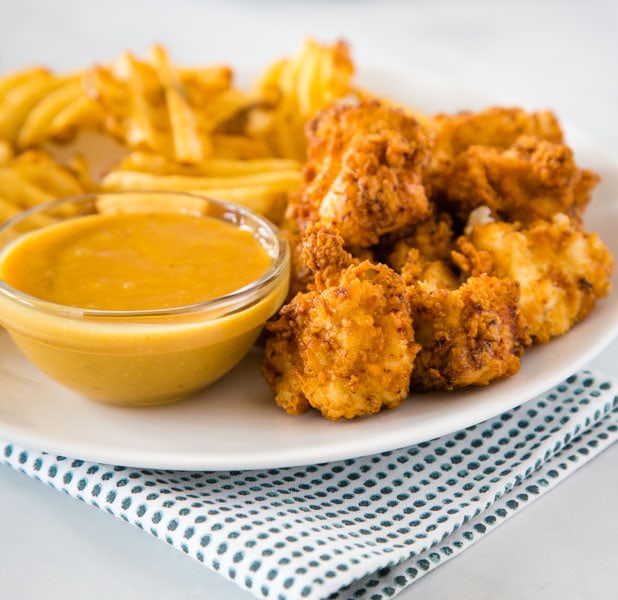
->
[283,223,377,302]
[438,135,598,225]
[286,100,433,248]
[384,213,529,390]
[454,214,614,343]
[428,107,564,186]
[385,210,458,287]
[408,274,530,390]
[262,226,419,419]
[281,229,313,299]
[424,107,599,227]
[391,246,460,291]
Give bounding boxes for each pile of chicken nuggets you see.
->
[0,39,614,420]
[262,96,614,420]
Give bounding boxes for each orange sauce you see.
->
[1,212,272,310]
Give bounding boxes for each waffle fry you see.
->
[253,38,355,160]
[0,150,89,223]
[0,68,58,143]
[0,67,97,148]
[0,66,48,101]
[16,75,100,148]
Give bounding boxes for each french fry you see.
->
[199,88,252,133]
[0,192,58,235]
[255,59,286,105]
[0,68,62,143]
[118,151,300,177]
[101,168,300,222]
[48,93,102,139]
[101,168,301,192]
[0,66,98,150]
[65,153,97,192]
[96,192,210,216]
[211,133,274,159]
[0,140,13,164]
[12,150,86,198]
[148,44,204,162]
[0,66,49,105]
[181,66,232,94]
[0,167,55,208]
[115,51,162,149]
[16,75,85,148]
[95,187,286,226]
[84,45,255,163]
[193,184,289,221]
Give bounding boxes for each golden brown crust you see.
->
[287,100,433,248]
[408,275,530,390]
[424,107,599,227]
[262,227,419,420]
[438,135,598,225]
[454,215,614,343]
[427,107,565,192]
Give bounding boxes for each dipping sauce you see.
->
[0,192,289,406]
[1,212,273,311]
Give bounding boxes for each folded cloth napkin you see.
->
[2,368,617,600]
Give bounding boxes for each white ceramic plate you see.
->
[1,69,617,471]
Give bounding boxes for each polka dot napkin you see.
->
[2,369,617,600]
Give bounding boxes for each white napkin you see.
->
[2,368,617,600]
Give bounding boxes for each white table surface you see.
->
[1,1,617,598]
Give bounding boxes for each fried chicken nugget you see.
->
[262,226,419,420]
[286,100,433,248]
[426,107,598,226]
[408,274,530,391]
[382,212,530,390]
[428,107,564,185]
[440,135,599,225]
[436,106,563,140]
[454,213,614,343]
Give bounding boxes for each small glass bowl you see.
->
[0,191,290,406]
